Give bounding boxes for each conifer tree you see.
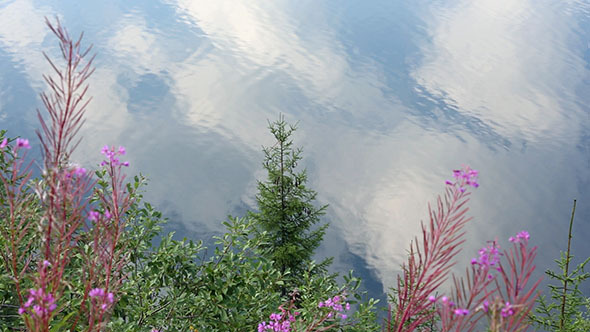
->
[250,115,329,290]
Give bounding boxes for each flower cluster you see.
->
[501,302,515,317]
[445,165,479,192]
[479,298,515,318]
[100,145,129,167]
[18,287,57,318]
[509,231,530,244]
[88,210,112,222]
[258,294,352,332]
[318,294,350,319]
[0,137,32,151]
[471,240,502,279]
[482,300,489,312]
[257,306,299,332]
[89,287,114,311]
[16,138,31,150]
[63,163,87,178]
[429,295,470,317]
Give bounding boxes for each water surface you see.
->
[0,0,589,301]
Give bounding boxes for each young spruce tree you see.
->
[250,115,330,292]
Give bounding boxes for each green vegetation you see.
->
[530,200,590,331]
[249,116,330,293]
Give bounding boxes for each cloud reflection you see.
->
[1,0,587,299]
[412,0,588,144]
[166,0,401,141]
[309,121,485,289]
[0,0,51,87]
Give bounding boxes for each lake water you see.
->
[1,0,589,303]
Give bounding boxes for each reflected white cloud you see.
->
[308,116,583,292]
[107,15,168,75]
[412,0,587,143]
[309,121,464,289]
[0,0,52,87]
[1,0,586,299]
[0,1,133,142]
[165,0,400,146]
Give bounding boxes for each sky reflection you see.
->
[0,0,588,299]
[412,0,588,143]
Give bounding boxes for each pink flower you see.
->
[446,165,479,190]
[0,138,7,149]
[101,145,110,155]
[471,240,501,270]
[454,308,470,316]
[89,288,114,312]
[88,210,100,222]
[15,138,31,150]
[100,145,129,167]
[73,166,86,176]
[510,231,530,243]
[89,288,105,298]
[501,302,514,317]
[18,288,56,318]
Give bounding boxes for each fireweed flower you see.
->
[88,210,112,223]
[446,165,479,191]
[258,309,298,332]
[15,138,31,150]
[318,294,351,319]
[0,138,7,149]
[89,287,114,311]
[509,231,530,243]
[64,163,87,178]
[501,302,515,317]
[88,210,101,222]
[100,145,129,167]
[471,240,502,279]
[454,308,470,316]
[432,295,470,317]
[71,164,86,176]
[440,296,455,307]
[259,295,351,331]
[18,288,57,318]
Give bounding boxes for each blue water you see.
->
[1,0,589,303]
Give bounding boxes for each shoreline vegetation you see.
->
[0,18,588,332]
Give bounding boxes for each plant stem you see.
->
[559,199,576,330]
